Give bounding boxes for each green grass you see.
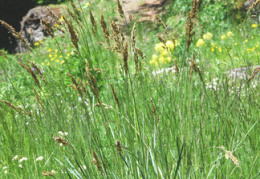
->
[0,0,259,178]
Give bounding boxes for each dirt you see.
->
[121,0,168,21]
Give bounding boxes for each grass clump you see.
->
[0,0,259,178]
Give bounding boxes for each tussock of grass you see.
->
[0,0,259,178]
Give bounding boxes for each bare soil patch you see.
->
[121,0,168,21]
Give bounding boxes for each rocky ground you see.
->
[121,0,167,21]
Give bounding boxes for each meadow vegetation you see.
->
[0,0,259,178]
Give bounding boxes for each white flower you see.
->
[36,156,44,162]
[60,143,63,147]
[19,157,28,163]
[58,131,64,136]
[3,166,8,170]
[18,164,22,168]
[64,132,68,136]
[4,170,8,174]
[51,170,58,173]
[12,155,19,161]
[82,165,87,170]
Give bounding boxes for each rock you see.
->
[0,0,37,53]
[16,6,64,53]
[226,66,260,81]
[244,0,260,22]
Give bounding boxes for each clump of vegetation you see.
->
[0,0,259,178]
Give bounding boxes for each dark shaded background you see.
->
[0,0,64,53]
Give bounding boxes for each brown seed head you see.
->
[247,66,260,83]
[90,10,97,29]
[117,0,125,18]
[122,42,128,74]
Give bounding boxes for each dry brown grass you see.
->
[63,16,79,50]
[18,62,42,89]
[0,20,32,51]
[185,0,202,51]
[117,0,125,18]
[122,42,129,74]
[221,146,239,167]
[91,149,104,175]
[116,140,122,156]
[2,100,32,117]
[100,10,110,44]
[247,66,260,83]
[110,84,120,108]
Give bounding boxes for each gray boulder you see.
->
[16,6,63,53]
[226,66,260,81]
[244,0,260,22]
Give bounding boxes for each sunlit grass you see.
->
[0,0,259,178]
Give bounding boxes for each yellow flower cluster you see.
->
[221,35,226,40]
[42,48,68,66]
[227,31,233,37]
[203,32,213,40]
[196,39,205,47]
[221,31,233,40]
[34,40,43,46]
[251,24,257,28]
[150,40,178,66]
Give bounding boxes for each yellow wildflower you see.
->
[41,63,45,66]
[59,16,64,22]
[86,3,90,7]
[159,56,166,64]
[149,59,159,66]
[211,47,215,52]
[196,39,205,47]
[154,43,165,53]
[152,54,158,60]
[34,41,39,46]
[251,24,257,28]
[61,60,65,64]
[166,57,171,63]
[251,36,254,39]
[203,32,213,40]
[219,47,222,52]
[245,39,248,42]
[234,43,237,46]
[161,49,169,56]
[227,31,233,37]
[166,40,175,50]
[48,49,52,52]
[221,35,226,40]
[49,54,52,58]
